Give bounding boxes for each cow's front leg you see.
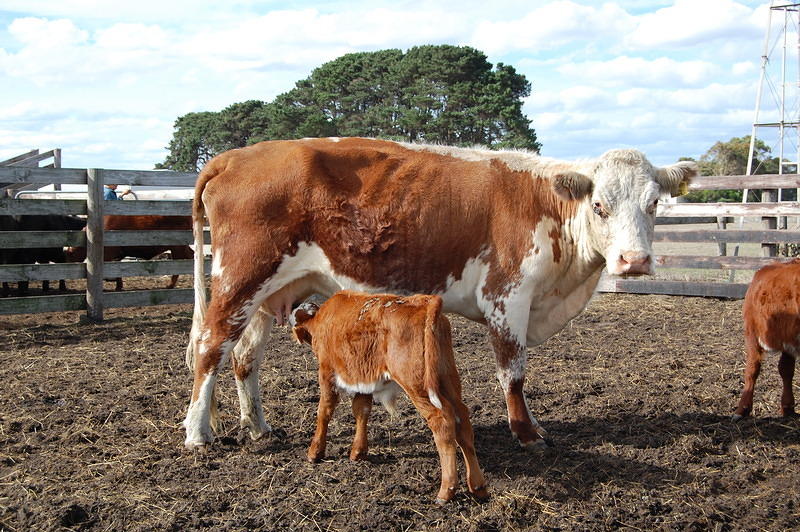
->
[489,328,548,450]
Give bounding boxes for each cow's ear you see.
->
[292,326,312,345]
[656,161,698,197]
[553,171,593,201]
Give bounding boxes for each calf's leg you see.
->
[778,352,796,417]
[733,335,763,420]
[350,393,372,461]
[407,396,459,503]
[441,379,488,500]
[308,364,339,462]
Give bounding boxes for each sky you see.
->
[0,0,793,170]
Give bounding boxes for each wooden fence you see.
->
[597,173,800,298]
[0,166,200,319]
[1,165,799,318]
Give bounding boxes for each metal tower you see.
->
[746,1,800,253]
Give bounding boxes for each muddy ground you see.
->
[1,281,799,531]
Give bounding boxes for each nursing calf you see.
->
[734,259,800,420]
[290,291,488,504]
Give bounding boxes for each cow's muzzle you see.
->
[614,252,652,276]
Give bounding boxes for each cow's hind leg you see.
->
[733,334,764,421]
[184,291,268,449]
[778,352,796,417]
[230,307,274,439]
[489,329,547,450]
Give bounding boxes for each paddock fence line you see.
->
[597,173,800,298]
[0,165,204,319]
[1,166,798,317]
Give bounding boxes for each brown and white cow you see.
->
[66,215,193,290]
[733,259,800,420]
[290,291,488,503]
[183,137,697,450]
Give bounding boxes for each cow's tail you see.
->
[423,295,448,414]
[185,166,214,371]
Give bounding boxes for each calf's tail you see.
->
[423,295,449,412]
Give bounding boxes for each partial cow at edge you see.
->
[733,259,800,421]
[182,137,698,451]
[66,215,193,291]
[290,291,489,504]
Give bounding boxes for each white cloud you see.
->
[558,56,718,88]
[625,0,762,49]
[470,1,636,55]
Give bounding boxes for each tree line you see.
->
[157,45,540,172]
[156,45,790,205]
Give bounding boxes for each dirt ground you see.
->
[1,281,799,531]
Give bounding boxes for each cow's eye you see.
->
[647,199,659,214]
[592,202,608,220]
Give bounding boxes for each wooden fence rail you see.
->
[0,165,199,318]
[1,165,799,317]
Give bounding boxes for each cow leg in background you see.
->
[733,334,763,420]
[778,352,796,417]
[350,393,372,461]
[307,362,340,462]
[184,290,267,448]
[230,307,273,439]
[489,329,547,450]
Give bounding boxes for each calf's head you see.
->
[290,300,320,345]
[585,149,697,276]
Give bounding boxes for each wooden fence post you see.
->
[761,189,778,257]
[86,168,104,321]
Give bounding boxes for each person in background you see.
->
[104,184,132,200]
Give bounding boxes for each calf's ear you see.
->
[656,160,698,197]
[292,326,312,345]
[552,172,593,201]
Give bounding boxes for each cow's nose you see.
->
[617,252,651,275]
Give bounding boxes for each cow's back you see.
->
[744,259,800,352]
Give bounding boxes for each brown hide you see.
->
[735,259,800,419]
[292,291,488,503]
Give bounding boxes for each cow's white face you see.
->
[586,150,697,276]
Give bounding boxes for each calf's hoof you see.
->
[470,485,490,502]
[349,450,368,461]
[307,449,325,463]
[780,408,798,418]
[519,438,549,452]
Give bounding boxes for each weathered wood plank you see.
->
[0,149,39,166]
[655,216,731,225]
[658,202,800,217]
[103,230,209,246]
[104,258,210,277]
[654,229,800,244]
[104,200,191,216]
[0,231,86,247]
[655,255,796,270]
[101,169,198,187]
[104,288,194,308]
[0,167,87,184]
[689,174,800,190]
[596,277,749,298]
[86,168,104,321]
[0,294,86,315]
[0,198,87,215]
[0,263,85,282]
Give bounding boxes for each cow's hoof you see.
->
[184,440,210,453]
[435,498,449,506]
[519,438,549,452]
